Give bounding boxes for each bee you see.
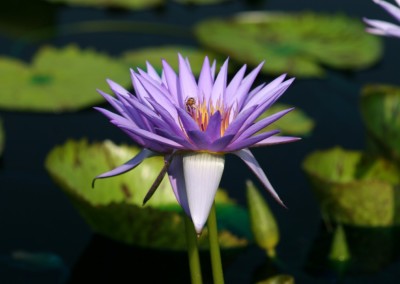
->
[185,97,196,112]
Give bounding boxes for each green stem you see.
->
[184,215,203,284]
[207,202,224,284]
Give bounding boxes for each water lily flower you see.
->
[364,0,400,38]
[93,55,299,233]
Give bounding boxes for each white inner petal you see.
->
[183,153,225,234]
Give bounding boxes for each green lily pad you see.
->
[44,0,162,10]
[122,45,226,76]
[0,45,130,113]
[45,139,250,250]
[360,84,400,165]
[302,147,400,227]
[257,103,315,136]
[0,119,4,157]
[195,12,382,78]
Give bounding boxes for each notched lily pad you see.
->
[122,45,225,76]
[0,45,129,113]
[44,0,162,10]
[302,147,400,227]
[45,139,250,250]
[360,84,400,165]
[195,12,382,78]
[257,103,315,136]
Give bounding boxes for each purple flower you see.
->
[364,0,400,38]
[93,55,299,233]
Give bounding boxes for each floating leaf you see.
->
[360,84,400,165]
[195,12,382,78]
[257,103,315,136]
[122,45,226,76]
[246,180,279,258]
[302,147,400,227]
[0,119,4,157]
[0,45,129,113]
[44,0,162,10]
[45,139,250,250]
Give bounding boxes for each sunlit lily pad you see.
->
[257,103,315,136]
[0,45,129,113]
[44,0,162,10]
[0,119,4,157]
[122,45,226,76]
[360,84,400,165]
[45,139,250,250]
[302,147,400,227]
[195,12,382,78]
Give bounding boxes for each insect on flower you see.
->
[93,54,300,233]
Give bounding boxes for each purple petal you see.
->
[146,61,162,83]
[234,61,265,111]
[130,70,153,109]
[237,108,294,140]
[373,0,400,22]
[198,56,213,103]
[161,59,179,104]
[208,134,235,152]
[233,148,285,207]
[176,107,200,132]
[210,58,229,103]
[186,130,211,150]
[225,64,247,105]
[226,130,280,152]
[243,74,287,110]
[178,54,198,103]
[167,155,191,216]
[118,124,184,150]
[252,136,301,147]
[223,105,258,137]
[204,111,222,141]
[93,149,156,186]
[107,79,131,98]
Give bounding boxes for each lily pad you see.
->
[257,103,315,136]
[302,147,400,227]
[0,45,130,113]
[45,139,250,250]
[44,0,162,10]
[122,45,226,76]
[0,119,4,157]
[195,12,382,78]
[360,84,400,165]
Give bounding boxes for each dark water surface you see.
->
[1,0,400,283]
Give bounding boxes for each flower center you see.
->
[185,97,232,136]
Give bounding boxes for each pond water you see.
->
[1,0,400,283]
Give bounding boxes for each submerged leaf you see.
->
[302,147,400,226]
[195,12,382,78]
[257,103,315,136]
[44,0,162,10]
[45,139,249,250]
[246,180,279,258]
[122,45,225,76]
[329,224,350,262]
[360,84,400,165]
[0,45,129,113]
[257,274,295,284]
